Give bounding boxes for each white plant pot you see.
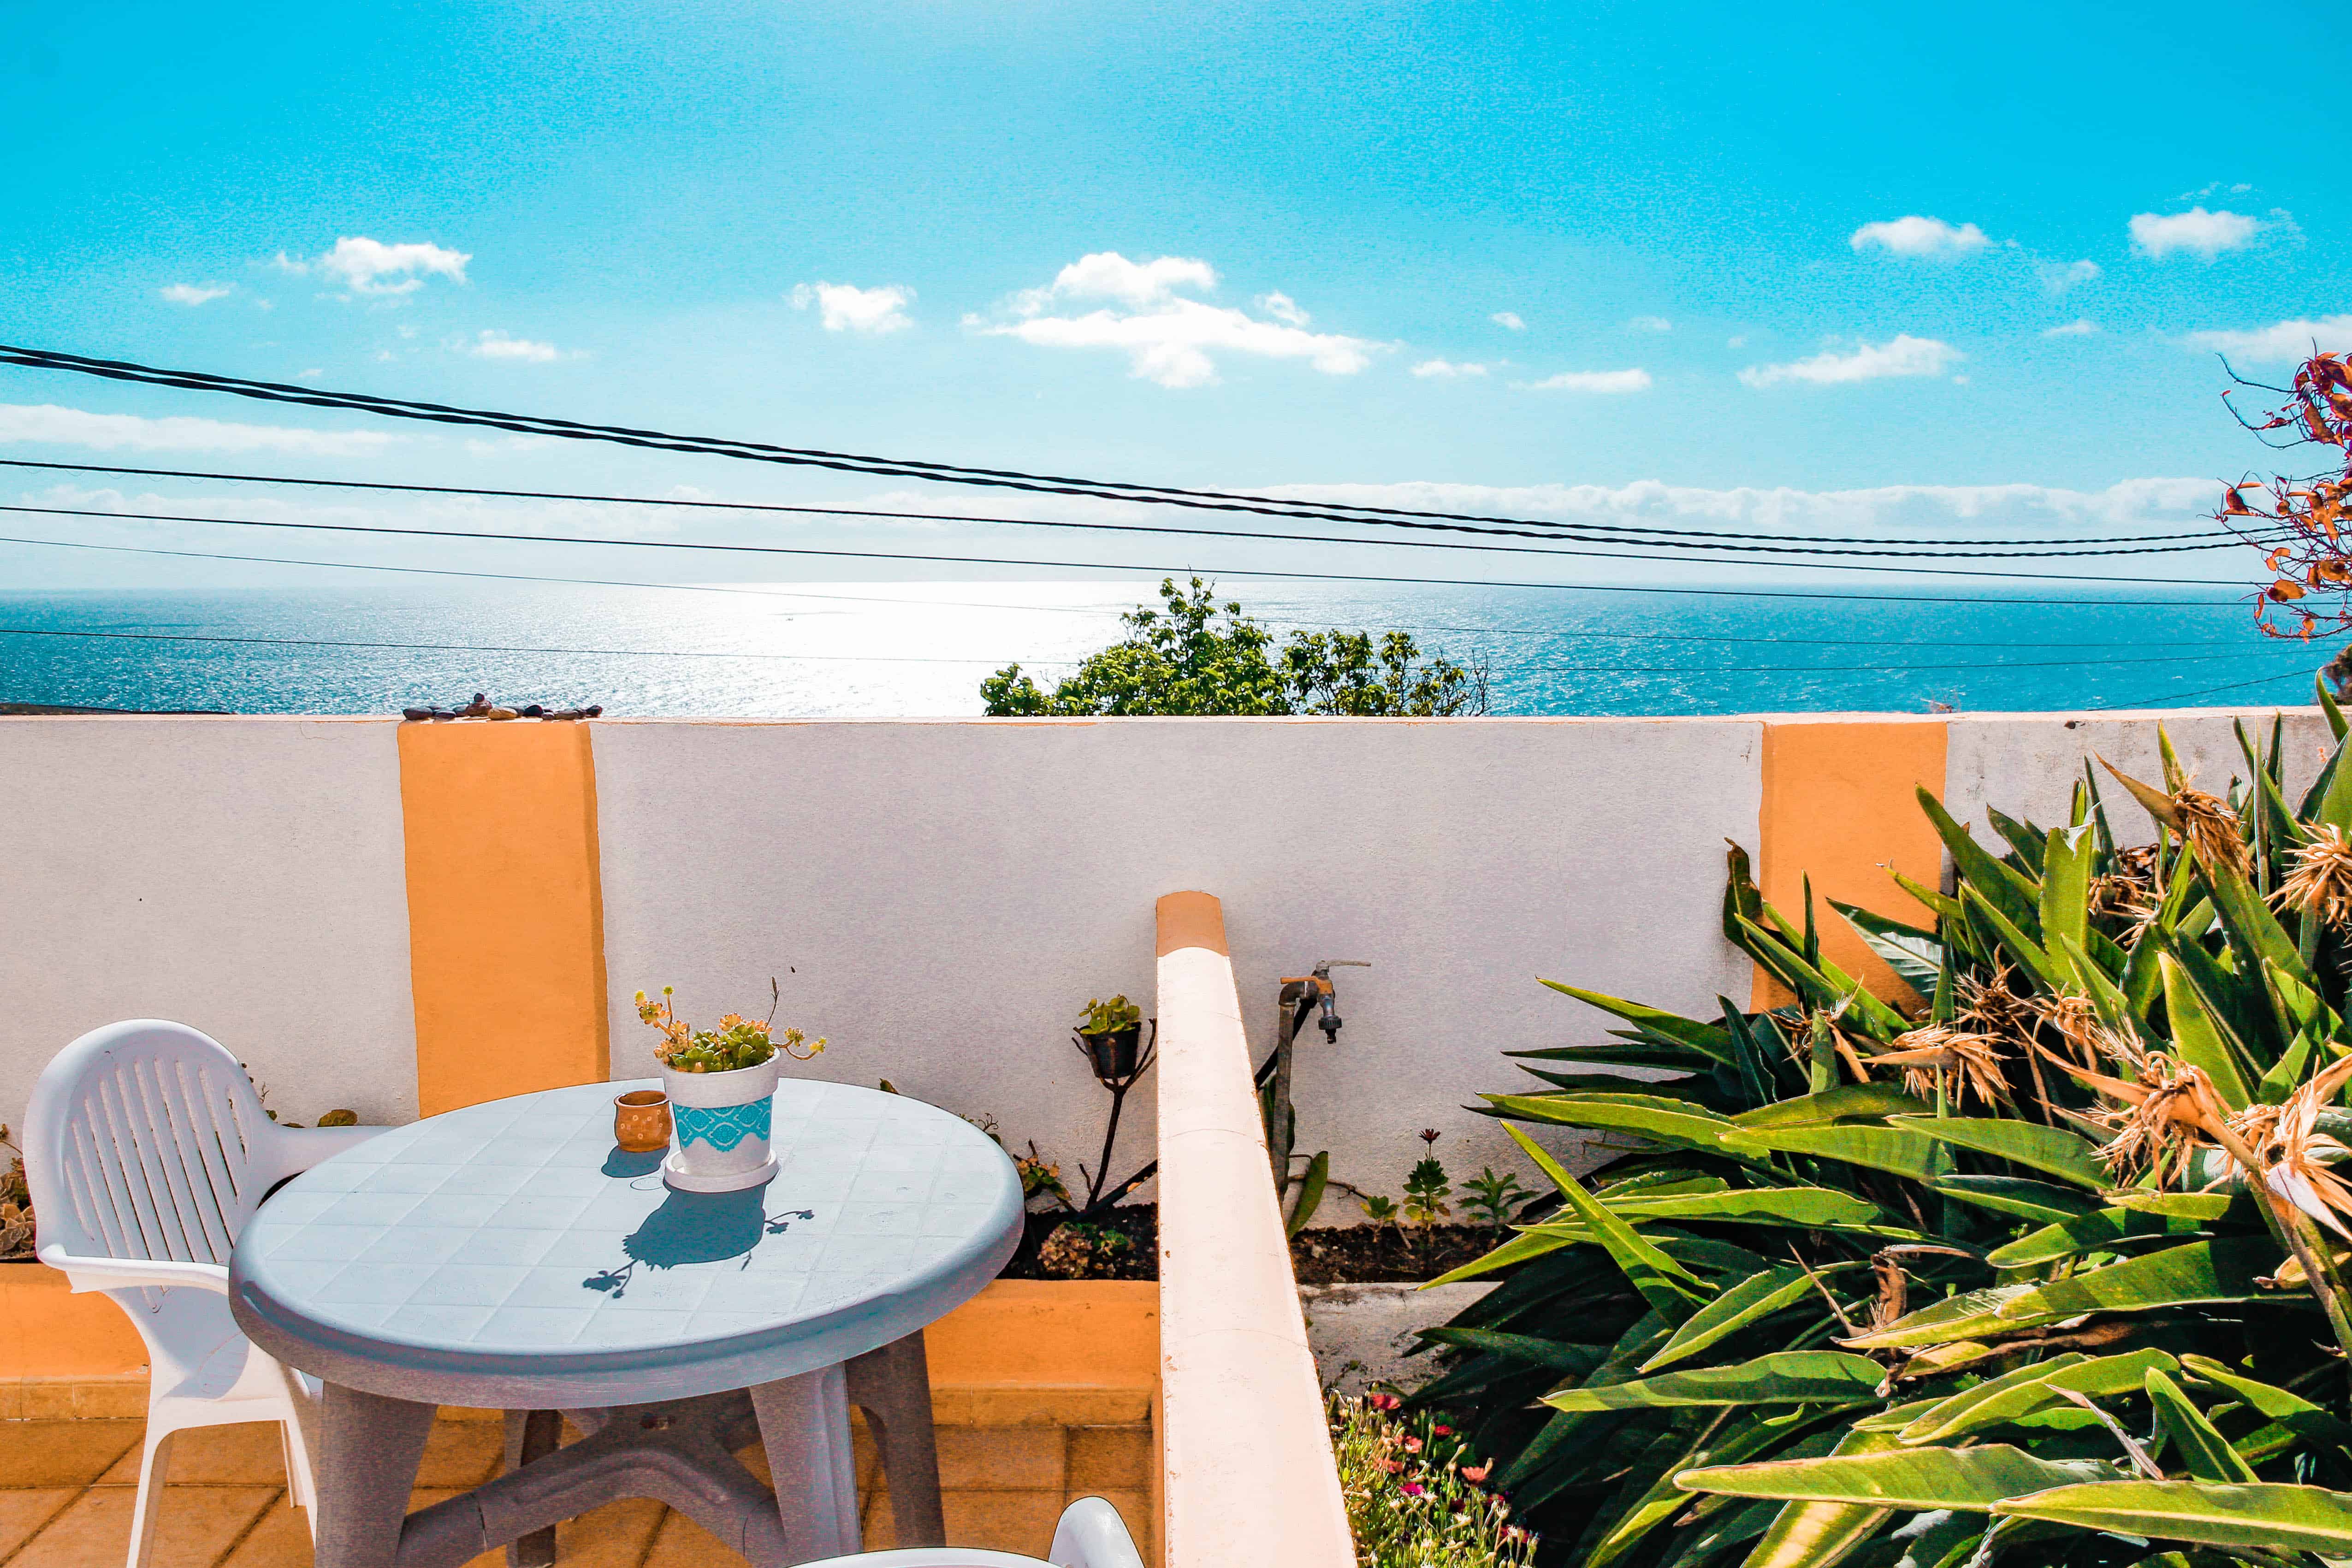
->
[658,1054,784,1192]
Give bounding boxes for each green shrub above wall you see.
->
[1421,694,2352,1568]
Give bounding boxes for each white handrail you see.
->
[1154,891,1351,1568]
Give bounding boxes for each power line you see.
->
[0,533,2304,651]
[2085,666,2319,711]
[0,622,2315,676]
[0,499,2273,592]
[0,347,2275,558]
[0,625,1014,665]
[0,456,2277,555]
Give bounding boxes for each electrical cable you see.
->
[0,626,1013,665]
[2085,666,2319,711]
[0,347,2277,557]
[0,622,2315,676]
[0,456,2278,555]
[0,500,2271,591]
[3,531,2306,650]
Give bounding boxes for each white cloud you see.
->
[1016,253,1218,313]
[1519,368,1653,394]
[1849,216,1992,258]
[1490,311,1526,331]
[2037,259,2102,293]
[2129,207,2261,260]
[1411,359,1490,379]
[158,283,231,307]
[1256,292,1309,327]
[462,329,566,363]
[1739,334,1963,387]
[789,282,916,334]
[974,252,1376,388]
[2182,314,2352,362]
[0,403,398,454]
[275,237,472,297]
[2041,319,2100,338]
[1625,315,1672,334]
[1266,475,2220,542]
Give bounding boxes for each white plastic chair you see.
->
[796,1497,1146,1568]
[23,1019,384,1568]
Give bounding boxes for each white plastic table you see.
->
[230,1078,1024,1568]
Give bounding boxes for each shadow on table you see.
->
[584,1149,812,1299]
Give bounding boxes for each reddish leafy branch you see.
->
[2220,350,2352,638]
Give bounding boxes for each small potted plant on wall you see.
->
[1073,995,1145,1081]
[635,980,824,1193]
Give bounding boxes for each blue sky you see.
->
[0,0,2345,589]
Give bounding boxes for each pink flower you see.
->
[1460,1462,1492,1482]
[1367,1392,1401,1412]
[1401,1482,1425,1497]
[1402,1436,1423,1453]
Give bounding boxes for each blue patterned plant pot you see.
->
[658,1054,783,1192]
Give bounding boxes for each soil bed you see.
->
[996,1206,1506,1285]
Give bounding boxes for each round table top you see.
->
[230,1078,1025,1407]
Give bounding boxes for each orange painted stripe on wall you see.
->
[397,722,610,1116]
[1752,717,1948,1012]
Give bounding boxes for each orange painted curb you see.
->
[1753,718,1948,1010]
[0,1266,146,1380]
[0,1269,1155,1422]
[397,722,611,1116]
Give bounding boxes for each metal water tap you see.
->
[1305,959,1370,1043]
[1262,961,1370,1194]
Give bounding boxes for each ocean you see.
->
[0,579,2324,718]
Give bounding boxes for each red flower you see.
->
[1401,1482,1425,1497]
[1366,1392,1401,1412]
[1432,1424,1453,1436]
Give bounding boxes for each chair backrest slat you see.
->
[124,1060,213,1263]
[148,1058,239,1262]
[92,1072,183,1260]
[163,1059,248,1257]
[27,1022,272,1270]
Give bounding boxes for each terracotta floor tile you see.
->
[13,1484,279,1568]
[936,1426,1063,1492]
[214,1497,312,1568]
[99,1424,296,1487]
[544,1497,668,1568]
[853,1424,878,1489]
[1065,1490,1152,1558]
[415,1420,508,1489]
[860,1494,896,1550]
[0,1421,143,1488]
[0,1490,80,1560]
[204,1481,671,1568]
[1064,1427,1151,1491]
[940,1490,1063,1556]
[639,1507,746,1568]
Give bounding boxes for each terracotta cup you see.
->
[613,1088,673,1153]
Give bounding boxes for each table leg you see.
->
[503,1411,563,1568]
[749,1365,860,1564]
[314,1382,437,1568]
[846,1332,944,1548]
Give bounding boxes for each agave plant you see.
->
[1421,692,2352,1568]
